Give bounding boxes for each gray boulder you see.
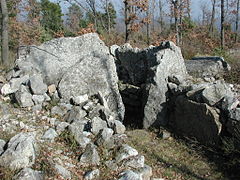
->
[16,34,110,84]
[116,144,138,163]
[201,81,233,106]
[14,168,43,180]
[42,128,58,141]
[71,94,88,105]
[185,56,231,79]
[118,170,142,180]
[56,122,70,134]
[143,41,188,128]
[32,95,45,105]
[84,169,100,180]
[15,85,34,108]
[170,96,222,145]
[0,132,36,170]
[95,128,114,146]
[54,164,71,179]
[15,33,125,122]
[29,74,47,95]
[64,106,87,123]
[0,139,6,155]
[123,155,145,169]
[58,54,124,122]
[1,75,29,96]
[91,117,108,135]
[79,143,100,166]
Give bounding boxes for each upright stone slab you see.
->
[143,41,188,128]
[58,54,124,122]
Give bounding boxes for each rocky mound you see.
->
[0,33,240,179]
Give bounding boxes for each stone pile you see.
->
[0,33,154,179]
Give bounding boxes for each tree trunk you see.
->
[159,0,163,32]
[105,0,111,34]
[124,0,130,42]
[209,0,216,34]
[221,0,225,49]
[186,0,191,19]
[1,0,9,66]
[173,1,180,45]
[235,0,240,43]
[147,0,151,45]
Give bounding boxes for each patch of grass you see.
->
[32,146,57,178]
[0,167,17,180]
[126,130,225,180]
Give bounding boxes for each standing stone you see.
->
[143,41,188,128]
[58,54,125,122]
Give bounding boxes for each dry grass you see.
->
[126,130,225,180]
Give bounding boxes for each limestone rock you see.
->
[112,120,126,134]
[15,85,34,108]
[32,95,45,105]
[0,139,6,155]
[170,96,222,145]
[201,82,233,106]
[91,117,108,135]
[84,169,100,180]
[42,128,58,141]
[64,106,87,123]
[185,56,231,79]
[14,168,43,180]
[118,170,142,180]
[0,132,36,170]
[143,41,188,128]
[1,75,29,96]
[116,144,138,163]
[54,164,71,179]
[79,143,100,166]
[29,74,47,95]
[71,94,88,105]
[58,54,124,122]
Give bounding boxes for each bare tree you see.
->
[158,0,164,32]
[1,0,9,66]
[170,0,180,45]
[221,0,225,48]
[235,0,240,42]
[209,0,216,34]
[86,0,98,30]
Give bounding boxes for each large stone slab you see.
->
[58,54,124,122]
[170,96,222,145]
[143,41,188,128]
